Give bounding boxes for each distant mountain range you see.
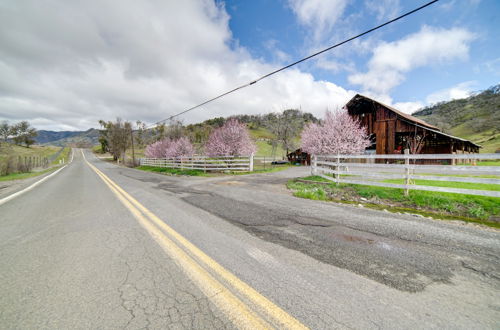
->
[36,128,100,147]
[413,84,500,153]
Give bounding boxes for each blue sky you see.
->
[0,0,498,130]
[225,0,499,110]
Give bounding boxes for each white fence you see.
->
[140,155,254,172]
[311,152,500,197]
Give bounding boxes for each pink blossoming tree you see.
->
[301,109,371,155]
[204,119,256,156]
[145,137,194,158]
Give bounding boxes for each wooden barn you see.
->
[345,94,480,155]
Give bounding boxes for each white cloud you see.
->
[392,101,424,114]
[0,0,355,130]
[348,26,475,97]
[425,81,477,104]
[365,0,400,21]
[287,0,348,41]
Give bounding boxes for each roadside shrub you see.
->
[468,206,487,219]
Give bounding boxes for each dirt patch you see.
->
[216,181,246,186]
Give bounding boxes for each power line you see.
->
[149,0,439,128]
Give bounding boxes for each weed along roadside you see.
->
[287,176,500,228]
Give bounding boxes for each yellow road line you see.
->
[82,151,308,329]
[83,152,269,329]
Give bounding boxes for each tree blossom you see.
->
[301,109,371,155]
[145,137,194,158]
[167,136,195,158]
[204,119,256,156]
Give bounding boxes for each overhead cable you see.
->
[149,0,439,128]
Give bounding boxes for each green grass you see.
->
[137,164,292,177]
[287,176,500,228]
[136,165,209,176]
[476,160,500,166]
[249,127,276,140]
[382,179,500,192]
[51,147,72,165]
[255,140,286,158]
[233,164,293,175]
[0,166,61,182]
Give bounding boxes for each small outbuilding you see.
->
[287,149,311,165]
[345,94,480,155]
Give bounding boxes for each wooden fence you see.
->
[140,155,254,172]
[311,152,500,198]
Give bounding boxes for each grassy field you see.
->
[0,142,60,161]
[0,144,69,181]
[476,160,500,166]
[255,141,286,158]
[288,176,500,228]
[1,142,63,179]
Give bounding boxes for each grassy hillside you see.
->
[413,85,500,153]
[0,143,60,161]
[0,142,62,176]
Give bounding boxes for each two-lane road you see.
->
[1,149,499,329]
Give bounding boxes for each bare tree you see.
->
[135,120,147,148]
[153,123,166,141]
[266,109,305,156]
[99,118,132,162]
[0,121,10,142]
[165,119,184,140]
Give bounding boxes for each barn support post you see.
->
[404,149,410,196]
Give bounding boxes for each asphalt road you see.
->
[0,149,498,329]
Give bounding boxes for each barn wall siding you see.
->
[345,95,479,155]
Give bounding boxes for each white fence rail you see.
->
[311,152,500,198]
[140,155,254,172]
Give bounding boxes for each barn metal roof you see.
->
[346,94,440,130]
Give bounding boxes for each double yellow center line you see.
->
[82,151,307,329]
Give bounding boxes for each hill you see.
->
[36,130,83,144]
[413,84,500,153]
[36,128,100,147]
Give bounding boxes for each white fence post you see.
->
[335,153,340,185]
[404,149,410,196]
[311,155,317,175]
[249,153,254,172]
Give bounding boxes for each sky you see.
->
[0,0,498,131]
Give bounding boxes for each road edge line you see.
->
[0,165,68,206]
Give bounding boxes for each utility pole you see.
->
[130,126,136,166]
